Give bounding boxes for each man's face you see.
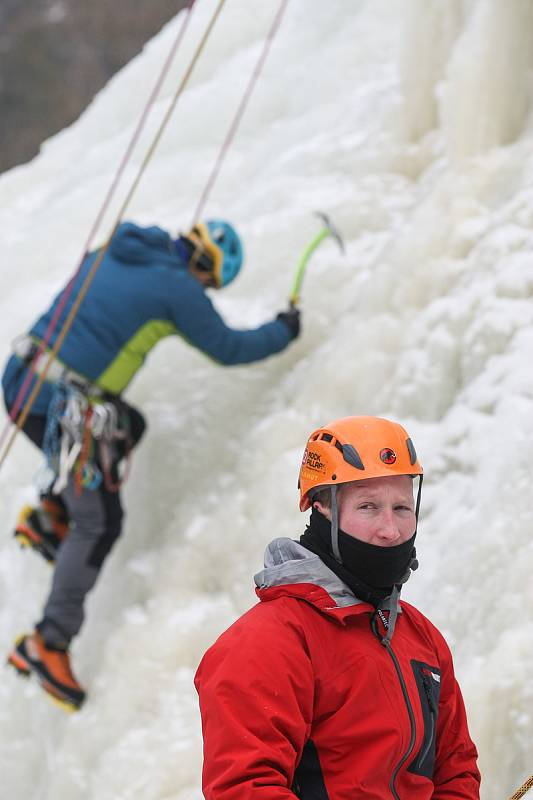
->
[314,475,416,546]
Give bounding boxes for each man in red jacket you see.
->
[195,415,481,799]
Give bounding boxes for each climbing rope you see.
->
[191,0,291,225]
[510,775,533,800]
[0,0,229,471]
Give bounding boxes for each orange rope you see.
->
[510,775,533,800]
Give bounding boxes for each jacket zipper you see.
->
[417,674,436,769]
[383,641,417,799]
[371,612,417,800]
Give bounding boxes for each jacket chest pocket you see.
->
[407,659,441,779]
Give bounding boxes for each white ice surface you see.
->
[0,1,532,798]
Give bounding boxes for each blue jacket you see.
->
[2,222,292,416]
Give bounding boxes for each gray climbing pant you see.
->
[39,473,124,645]
[10,402,146,647]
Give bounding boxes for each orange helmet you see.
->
[299,416,423,512]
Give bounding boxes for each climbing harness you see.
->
[11,335,98,389]
[10,334,129,494]
[510,775,533,800]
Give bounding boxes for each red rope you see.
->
[0,0,196,456]
[191,0,291,225]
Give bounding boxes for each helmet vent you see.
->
[342,444,365,471]
[311,432,365,471]
[406,438,417,466]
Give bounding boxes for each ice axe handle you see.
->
[289,228,330,306]
[289,214,345,306]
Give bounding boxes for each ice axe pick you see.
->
[289,212,345,307]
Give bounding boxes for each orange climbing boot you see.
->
[14,497,69,564]
[7,631,86,712]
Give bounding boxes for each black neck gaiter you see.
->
[299,509,417,607]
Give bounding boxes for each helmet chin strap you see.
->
[414,473,423,530]
[330,484,342,563]
[329,476,424,643]
[329,475,423,572]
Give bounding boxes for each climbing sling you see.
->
[42,382,133,496]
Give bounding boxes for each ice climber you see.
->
[2,219,300,711]
[195,415,481,798]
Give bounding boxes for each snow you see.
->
[1,0,532,797]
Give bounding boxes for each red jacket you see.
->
[195,539,480,799]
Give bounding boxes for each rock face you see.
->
[0,0,188,173]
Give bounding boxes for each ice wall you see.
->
[0,1,532,797]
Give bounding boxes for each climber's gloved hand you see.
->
[276,305,301,340]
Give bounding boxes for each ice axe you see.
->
[289,212,345,307]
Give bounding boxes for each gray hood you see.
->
[254,538,402,612]
[255,538,359,609]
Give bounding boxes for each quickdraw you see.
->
[74,406,97,496]
[41,383,131,495]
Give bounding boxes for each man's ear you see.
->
[313,500,332,521]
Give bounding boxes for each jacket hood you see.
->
[109,222,182,267]
[254,538,401,616]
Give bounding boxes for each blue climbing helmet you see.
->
[184,219,243,288]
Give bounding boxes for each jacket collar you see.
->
[254,538,402,622]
